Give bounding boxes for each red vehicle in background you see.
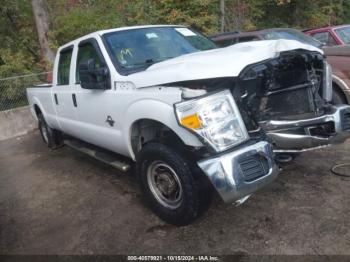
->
[304,25,350,46]
[211,28,350,105]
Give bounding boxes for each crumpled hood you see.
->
[123,39,323,88]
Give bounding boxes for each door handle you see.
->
[72,93,77,107]
[54,93,58,105]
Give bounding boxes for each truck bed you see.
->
[26,84,56,125]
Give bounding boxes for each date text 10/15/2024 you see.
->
[127,256,219,261]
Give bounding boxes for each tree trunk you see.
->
[220,0,225,32]
[31,0,55,66]
[236,0,242,30]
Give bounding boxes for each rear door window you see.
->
[57,48,73,85]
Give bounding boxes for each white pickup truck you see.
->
[27,25,350,225]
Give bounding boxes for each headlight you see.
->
[175,90,249,152]
[323,61,333,102]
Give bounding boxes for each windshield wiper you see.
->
[144,59,156,65]
[125,57,175,69]
[143,57,175,66]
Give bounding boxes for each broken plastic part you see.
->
[235,195,251,206]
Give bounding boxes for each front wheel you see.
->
[137,143,211,226]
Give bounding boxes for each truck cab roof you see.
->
[59,25,185,51]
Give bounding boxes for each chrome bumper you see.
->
[197,141,279,203]
[260,105,350,152]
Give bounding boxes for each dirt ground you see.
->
[0,131,349,255]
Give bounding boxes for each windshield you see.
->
[103,27,217,74]
[335,26,350,44]
[262,29,323,48]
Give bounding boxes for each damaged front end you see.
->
[176,49,350,152]
[175,48,350,204]
[235,49,350,152]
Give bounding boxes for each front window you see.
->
[76,43,103,82]
[263,29,323,48]
[335,26,350,44]
[103,27,216,74]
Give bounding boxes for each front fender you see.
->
[123,99,203,160]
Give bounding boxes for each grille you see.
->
[264,88,312,119]
[238,50,325,122]
[238,155,269,182]
[341,111,350,131]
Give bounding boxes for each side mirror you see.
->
[78,58,110,89]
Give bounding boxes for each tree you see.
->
[0,0,41,77]
[31,0,55,66]
[220,0,225,32]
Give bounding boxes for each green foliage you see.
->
[223,0,350,31]
[0,0,41,109]
[151,0,219,34]
[48,0,126,48]
[47,0,219,47]
[0,49,35,77]
[0,0,41,78]
[0,49,43,111]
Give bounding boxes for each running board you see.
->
[64,139,131,172]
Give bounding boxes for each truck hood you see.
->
[123,39,322,88]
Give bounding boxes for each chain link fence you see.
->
[0,72,51,111]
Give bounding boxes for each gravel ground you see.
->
[0,131,349,255]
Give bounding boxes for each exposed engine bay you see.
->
[237,50,326,122]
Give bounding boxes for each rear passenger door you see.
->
[52,46,78,135]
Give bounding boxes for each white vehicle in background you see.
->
[27,25,350,225]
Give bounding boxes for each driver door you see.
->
[72,38,125,154]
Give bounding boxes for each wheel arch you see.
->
[332,75,349,104]
[34,104,42,117]
[124,99,203,160]
[129,119,186,157]
[31,96,47,120]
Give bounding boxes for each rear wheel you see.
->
[137,143,212,226]
[38,114,63,149]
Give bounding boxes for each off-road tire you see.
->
[137,142,211,226]
[38,114,63,149]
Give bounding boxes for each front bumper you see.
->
[259,105,350,152]
[197,141,279,203]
